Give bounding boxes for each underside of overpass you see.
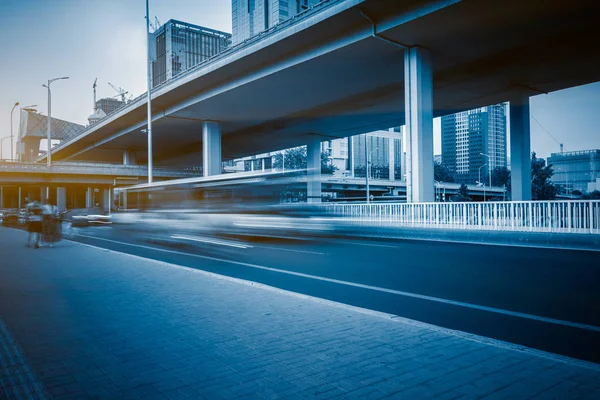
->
[49,0,600,166]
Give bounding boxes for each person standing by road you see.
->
[25,198,43,249]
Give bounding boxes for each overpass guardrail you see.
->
[324,200,600,234]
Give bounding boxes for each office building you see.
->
[152,20,231,87]
[350,128,403,181]
[548,149,600,193]
[232,0,321,44]
[441,103,507,184]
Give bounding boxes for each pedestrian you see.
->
[25,198,43,249]
[42,199,59,247]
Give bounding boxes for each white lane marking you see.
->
[68,237,600,372]
[254,245,326,255]
[344,241,399,249]
[74,233,600,333]
[170,234,251,249]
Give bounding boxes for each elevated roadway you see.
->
[48,0,600,170]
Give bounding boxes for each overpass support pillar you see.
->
[202,121,222,177]
[0,186,3,209]
[57,188,66,212]
[86,188,93,208]
[103,188,111,213]
[307,139,322,203]
[404,47,434,203]
[123,150,137,166]
[18,187,22,209]
[510,95,532,201]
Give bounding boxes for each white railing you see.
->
[324,200,600,234]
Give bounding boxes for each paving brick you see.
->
[0,227,599,400]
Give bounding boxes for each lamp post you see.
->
[366,144,378,203]
[42,77,69,166]
[10,102,19,161]
[146,0,154,184]
[479,163,488,201]
[480,153,492,187]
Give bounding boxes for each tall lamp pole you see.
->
[479,163,488,202]
[146,0,154,184]
[10,102,19,161]
[480,153,492,187]
[366,144,378,203]
[43,77,69,166]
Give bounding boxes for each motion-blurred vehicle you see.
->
[0,208,27,226]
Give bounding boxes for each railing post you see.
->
[568,202,572,233]
[589,201,593,234]
[478,203,482,229]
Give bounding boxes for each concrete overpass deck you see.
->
[48,0,600,166]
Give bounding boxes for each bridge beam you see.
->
[202,121,222,177]
[307,139,322,203]
[510,95,532,201]
[404,47,434,203]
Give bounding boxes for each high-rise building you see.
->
[351,129,403,181]
[441,103,507,184]
[232,0,321,44]
[548,149,600,193]
[152,20,231,88]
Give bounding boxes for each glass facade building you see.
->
[548,150,600,193]
[441,103,507,184]
[152,20,231,88]
[232,0,320,44]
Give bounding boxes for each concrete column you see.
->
[389,138,395,181]
[202,121,222,177]
[404,47,434,203]
[123,150,137,166]
[0,186,3,209]
[86,188,93,208]
[57,187,67,212]
[18,187,22,209]
[307,140,322,203]
[122,190,128,210]
[510,95,532,201]
[103,188,110,213]
[349,136,355,178]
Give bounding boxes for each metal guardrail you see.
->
[51,0,345,153]
[324,200,600,234]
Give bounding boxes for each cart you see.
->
[42,215,62,245]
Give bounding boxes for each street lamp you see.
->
[479,163,488,201]
[366,145,378,203]
[10,102,19,161]
[480,153,492,187]
[42,77,69,166]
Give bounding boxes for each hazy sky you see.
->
[0,0,598,160]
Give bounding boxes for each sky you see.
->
[0,0,599,161]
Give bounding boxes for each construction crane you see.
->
[108,82,130,104]
[149,16,161,32]
[92,78,98,111]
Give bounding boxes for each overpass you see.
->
[0,161,194,212]
[44,0,600,203]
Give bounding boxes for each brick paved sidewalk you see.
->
[1,227,599,399]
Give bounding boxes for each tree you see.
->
[531,152,557,200]
[453,183,471,202]
[491,166,510,187]
[271,147,338,174]
[321,152,338,175]
[434,161,455,183]
[581,190,600,200]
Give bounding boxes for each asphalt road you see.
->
[66,224,600,363]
